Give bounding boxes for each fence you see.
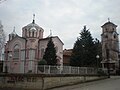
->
[37,65,98,75]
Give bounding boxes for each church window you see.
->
[105,28,107,31]
[25,29,27,37]
[36,32,37,37]
[55,46,58,53]
[114,34,116,39]
[113,32,117,39]
[32,31,34,37]
[113,28,114,31]
[13,44,20,59]
[104,35,108,38]
[41,48,44,57]
[29,49,35,60]
[29,31,31,37]
[106,35,108,38]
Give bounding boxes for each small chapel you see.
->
[3,15,64,73]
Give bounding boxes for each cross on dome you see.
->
[108,18,110,22]
[11,26,17,35]
[32,14,35,24]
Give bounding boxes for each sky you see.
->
[0,0,120,49]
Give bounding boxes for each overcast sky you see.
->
[0,0,120,49]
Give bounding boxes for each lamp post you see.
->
[82,45,85,67]
[96,55,100,72]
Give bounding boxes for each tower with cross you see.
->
[101,19,119,74]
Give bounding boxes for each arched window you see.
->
[29,31,31,37]
[41,48,44,57]
[55,46,58,53]
[113,32,117,39]
[105,28,107,31]
[32,31,34,37]
[104,34,108,38]
[13,44,20,59]
[114,34,116,39]
[30,27,36,37]
[113,28,114,31]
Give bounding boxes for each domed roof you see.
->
[23,14,44,31]
[23,19,44,31]
[27,20,39,27]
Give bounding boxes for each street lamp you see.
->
[82,45,85,66]
[96,55,100,71]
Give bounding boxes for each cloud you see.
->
[0,0,120,49]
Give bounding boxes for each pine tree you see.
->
[43,37,57,65]
[70,26,97,67]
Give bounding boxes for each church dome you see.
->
[10,27,17,36]
[23,20,44,31]
[11,30,17,35]
[9,27,17,41]
[22,14,44,39]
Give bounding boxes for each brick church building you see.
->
[3,16,63,73]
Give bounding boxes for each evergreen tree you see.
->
[70,26,98,67]
[43,37,57,65]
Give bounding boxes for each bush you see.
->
[38,59,47,65]
[38,59,47,72]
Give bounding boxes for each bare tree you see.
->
[0,0,7,4]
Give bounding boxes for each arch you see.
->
[13,44,20,59]
[55,46,58,53]
[41,48,45,57]
[113,32,117,39]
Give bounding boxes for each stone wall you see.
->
[0,74,107,90]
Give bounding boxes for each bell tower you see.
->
[101,19,119,73]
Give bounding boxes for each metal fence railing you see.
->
[37,65,98,75]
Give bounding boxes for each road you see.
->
[50,76,120,90]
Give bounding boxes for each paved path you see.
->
[50,76,120,90]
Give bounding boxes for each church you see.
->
[3,16,64,73]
